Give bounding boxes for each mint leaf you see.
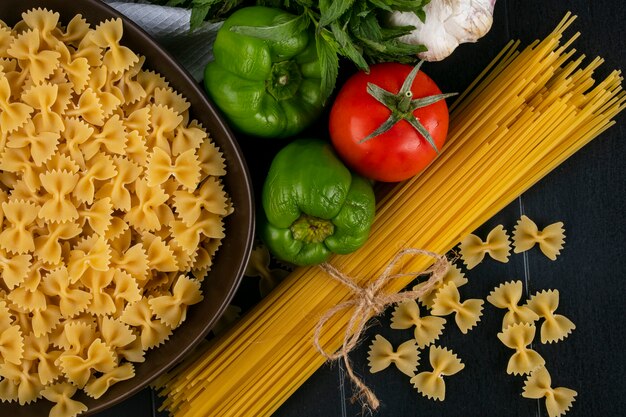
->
[190,3,210,30]
[368,0,393,12]
[330,21,368,70]
[319,0,355,27]
[315,31,339,103]
[415,9,426,23]
[230,13,310,41]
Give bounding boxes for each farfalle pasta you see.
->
[459,224,511,269]
[41,383,87,417]
[497,322,545,375]
[526,290,576,344]
[413,260,467,309]
[487,281,539,330]
[513,216,565,260]
[522,366,577,417]
[410,345,464,401]
[390,300,446,348]
[431,282,484,334]
[0,8,230,416]
[367,335,419,377]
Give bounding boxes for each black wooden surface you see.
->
[95,0,626,416]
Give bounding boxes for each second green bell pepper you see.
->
[260,139,376,266]
[204,6,324,138]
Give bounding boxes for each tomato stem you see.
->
[360,61,457,152]
[398,90,413,112]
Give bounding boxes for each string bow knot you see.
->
[314,248,449,411]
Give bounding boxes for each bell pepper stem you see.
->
[290,214,335,243]
[266,60,303,101]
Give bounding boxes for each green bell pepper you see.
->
[204,6,324,138]
[260,139,376,266]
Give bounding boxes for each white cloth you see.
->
[105,0,222,81]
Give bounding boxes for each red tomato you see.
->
[328,62,450,182]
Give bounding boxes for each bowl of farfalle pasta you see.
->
[0,0,254,416]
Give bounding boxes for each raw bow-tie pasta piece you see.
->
[410,345,464,401]
[67,235,111,283]
[0,7,232,415]
[120,298,172,350]
[0,200,39,254]
[525,290,576,344]
[40,267,92,318]
[41,383,88,417]
[413,261,468,309]
[171,120,207,157]
[124,178,170,232]
[20,8,61,49]
[0,147,42,191]
[34,222,82,265]
[0,300,24,366]
[147,147,201,191]
[65,88,105,126]
[390,300,446,348]
[0,324,24,366]
[198,138,227,179]
[91,19,138,74]
[513,216,566,260]
[58,338,117,388]
[86,66,121,119]
[77,198,113,237]
[38,170,80,223]
[431,282,484,334]
[497,322,545,375]
[487,281,539,330]
[8,280,47,312]
[84,363,135,399]
[22,334,63,385]
[81,115,127,159]
[57,40,91,95]
[522,366,577,417]
[73,154,117,206]
[459,224,512,269]
[367,334,420,377]
[174,177,230,226]
[171,213,225,255]
[113,56,147,105]
[0,73,33,133]
[6,28,60,85]
[0,359,45,404]
[148,275,204,328]
[147,104,183,152]
[0,249,31,290]
[21,83,65,134]
[7,119,60,167]
[94,156,141,212]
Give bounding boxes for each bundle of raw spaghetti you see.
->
[157,14,624,417]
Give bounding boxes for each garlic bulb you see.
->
[389,0,496,61]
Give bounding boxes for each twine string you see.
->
[313,248,449,411]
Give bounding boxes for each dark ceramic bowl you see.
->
[0,0,254,415]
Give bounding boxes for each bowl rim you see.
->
[0,0,255,414]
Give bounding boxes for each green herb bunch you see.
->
[154,0,429,101]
